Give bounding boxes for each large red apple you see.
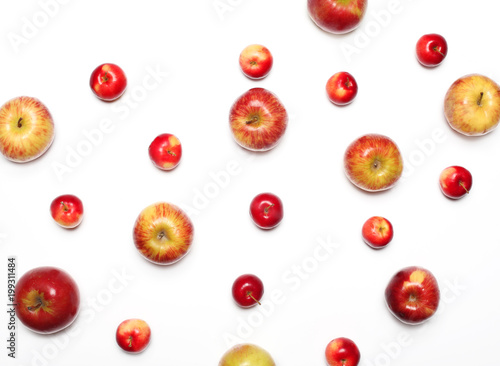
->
[14,266,80,334]
[229,88,288,151]
[219,344,275,366]
[133,202,194,265]
[0,96,54,163]
[308,0,368,34]
[116,319,151,353]
[325,337,360,366]
[344,134,403,192]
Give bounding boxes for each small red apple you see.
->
[362,216,393,249]
[249,193,283,229]
[148,133,182,171]
[50,194,84,229]
[232,274,264,308]
[239,44,273,80]
[439,166,472,199]
[325,337,360,366]
[326,72,358,106]
[116,319,151,353]
[416,34,448,67]
[90,63,127,101]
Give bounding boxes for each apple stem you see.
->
[246,116,259,125]
[345,77,352,88]
[477,92,484,106]
[459,181,470,194]
[167,150,176,156]
[128,336,133,348]
[102,72,109,83]
[17,118,23,128]
[264,204,274,215]
[247,292,261,305]
[433,46,445,57]
[27,298,43,312]
[61,202,69,211]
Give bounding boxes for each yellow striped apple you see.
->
[219,344,275,366]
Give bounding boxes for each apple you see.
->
[325,337,360,366]
[219,343,275,366]
[326,72,358,106]
[14,266,80,334]
[249,193,283,229]
[0,96,54,163]
[239,44,273,80]
[50,194,84,229]
[116,319,151,353]
[344,134,403,192]
[229,88,288,151]
[232,274,264,308]
[444,74,500,136]
[385,266,440,325]
[308,0,368,34]
[362,216,393,249]
[416,33,448,67]
[148,133,182,171]
[439,166,472,199]
[133,202,194,265]
[89,63,127,101]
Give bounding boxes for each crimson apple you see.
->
[239,44,273,80]
[326,72,358,106]
[439,166,472,199]
[325,337,360,366]
[50,194,84,229]
[249,193,283,229]
[308,0,368,34]
[232,274,264,308]
[416,33,448,67]
[90,63,127,101]
[148,133,182,171]
[116,319,151,353]
[362,216,393,249]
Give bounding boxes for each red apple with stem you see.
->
[326,72,358,105]
[50,194,84,229]
[239,44,273,80]
[308,0,368,34]
[116,319,151,353]
[232,274,264,308]
[416,34,448,67]
[14,266,80,334]
[249,193,283,229]
[148,133,182,171]
[325,337,361,366]
[362,216,393,249]
[439,166,472,199]
[90,63,127,101]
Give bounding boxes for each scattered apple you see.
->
[249,193,283,229]
[239,44,273,80]
[219,343,275,366]
[50,194,84,229]
[416,33,448,67]
[14,266,80,334]
[229,88,288,151]
[148,133,182,171]
[325,337,361,366]
[308,0,368,34]
[326,72,358,106]
[232,274,264,308]
[0,96,54,163]
[439,166,472,199]
[444,74,500,136]
[362,216,393,249]
[116,319,151,353]
[89,63,127,101]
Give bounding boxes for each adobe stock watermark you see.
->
[212,0,244,21]
[51,64,169,182]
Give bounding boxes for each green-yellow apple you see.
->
[219,343,275,366]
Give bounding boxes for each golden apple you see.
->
[219,344,276,366]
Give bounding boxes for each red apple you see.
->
[325,337,360,366]
[326,72,358,106]
[344,134,403,192]
[14,266,80,334]
[232,274,264,308]
[229,88,288,151]
[116,319,151,353]
[362,216,393,249]
[89,63,127,101]
[133,202,194,265]
[416,33,448,67]
[439,166,472,199]
[239,44,273,80]
[308,0,368,34]
[0,96,54,163]
[385,266,440,325]
[148,133,182,171]
[249,193,283,229]
[50,194,84,229]
[219,344,275,366]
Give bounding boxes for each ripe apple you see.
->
[249,193,283,229]
[14,266,80,334]
[148,133,182,171]
[229,88,288,151]
[326,72,358,106]
[385,266,440,325]
[239,44,273,80]
[50,194,84,229]
[439,166,472,199]
[344,134,403,192]
[0,96,54,163]
[116,319,151,353]
[362,216,393,249]
[325,337,360,366]
[232,274,264,308]
[308,0,368,34]
[133,202,194,265]
[89,63,127,101]
[444,74,500,136]
[219,343,275,366]
[416,33,448,67]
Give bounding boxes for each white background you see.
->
[1,0,500,365]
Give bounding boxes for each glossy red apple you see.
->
[249,193,283,229]
[362,216,393,249]
[14,266,80,334]
[326,72,358,105]
[308,0,368,34]
[50,194,84,229]
[229,88,288,151]
[325,337,360,366]
[416,34,448,67]
[385,266,440,325]
[148,133,182,171]
[232,274,264,308]
[116,319,151,353]
[239,44,273,80]
[90,63,127,101]
[439,166,472,199]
